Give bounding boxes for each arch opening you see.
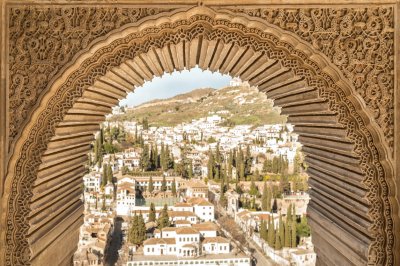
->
[3,6,397,266]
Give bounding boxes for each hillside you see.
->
[110,86,287,127]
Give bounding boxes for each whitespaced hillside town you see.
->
[73,82,315,266]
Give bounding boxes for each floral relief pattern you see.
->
[9,7,175,145]
[5,5,395,266]
[225,7,395,154]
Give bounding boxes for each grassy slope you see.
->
[110,86,287,126]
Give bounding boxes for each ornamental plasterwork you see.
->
[225,7,395,154]
[8,6,395,156]
[8,7,175,146]
[5,7,395,265]
[4,4,396,266]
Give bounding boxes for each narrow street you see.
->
[105,217,123,266]
[214,202,276,266]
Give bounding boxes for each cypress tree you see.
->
[149,203,156,222]
[284,220,290,247]
[149,145,154,170]
[165,145,174,169]
[250,196,256,210]
[244,145,252,176]
[215,143,221,164]
[157,204,170,229]
[107,164,113,184]
[278,214,284,249]
[140,145,151,171]
[137,212,147,244]
[291,221,297,248]
[188,161,193,179]
[171,178,177,197]
[97,138,103,168]
[215,166,220,180]
[134,125,138,143]
[154,144,160,169]
[287,204,292,224]
[148,176,154,193]
[129,213,139,244]
[99,128,104,147]
[291,204,297,248]
[101,164,107,187]
[260,220,268,241]
[249,176,258,196]
[161,175,167,192]
[160,143,166,170]
[261,182,268,211]
[101,194,106,211]
[232,148,237,167]
[220,178,227,208]
[267,217,275,248]
[207,148,214,180]
[275,226,282,250]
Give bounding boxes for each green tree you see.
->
[296,215,311,238]
[237,147,245,180]
[171,178,177,197]
[188,161,193,179]
[244,145,252,176]
[148,176,154,193]
[165,145,174,169]
[154,144,160,169]
[107,164,113,184]
[261,183,271,212]
[267,217,275,248]
[101,164,108,187]
[260,220,268,241]
[249,176,258,196]
[291,221,297,248]
[149,203,156,222]
[121,165,130,175]
[275,226,282,250]
[137,213,146,243]
[161,175,167,192]
[284,220,290,247]
[278,214,284,250]
[160,143,166,170]
[157,204,170,229]
[220,178,227,208]
[128,213,138,244]
[101,194,106,211]
[207,148,215,180]
[140,145,151,171]
[129,212,147,245]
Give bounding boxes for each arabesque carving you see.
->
[3,4,397,266]
[225,7,395,154]
[8,7,395,156]
[9,7,175,146]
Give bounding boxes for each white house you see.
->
[116,182,136,216]
[188,197,215,222]
[83,173,101,192]
[202,236,230,254]
[290,249,317,266]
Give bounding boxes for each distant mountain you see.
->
[110,86,287,127]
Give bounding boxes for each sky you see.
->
[119,67,232,107]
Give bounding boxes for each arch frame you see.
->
[3,1,399,264]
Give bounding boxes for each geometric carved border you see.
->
[3,4,397,266]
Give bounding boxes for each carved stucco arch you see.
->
[1,4,398,266]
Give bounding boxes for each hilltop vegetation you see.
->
[110,86,287,127]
